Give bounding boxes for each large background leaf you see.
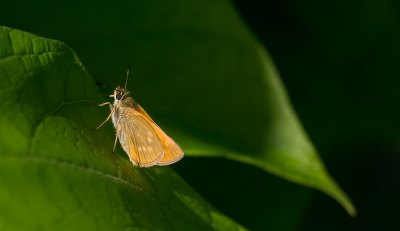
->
[233,0,400,230]
[0,27,245,230]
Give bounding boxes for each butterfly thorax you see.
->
[111,86,140,130]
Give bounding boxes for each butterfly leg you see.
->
[97,102,112,107]
[93,104,117,131]
[113,135,118,154]
[86,101,113,107]
[113,124,120,154]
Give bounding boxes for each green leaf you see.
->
[172,45,357,217]
[0,0,355,221]
[0,26,246,231]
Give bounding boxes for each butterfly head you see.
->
[114,86,130,101]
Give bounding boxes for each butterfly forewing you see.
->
[155,129,184,166]
[117,107,164,167]
[135,105,184,165]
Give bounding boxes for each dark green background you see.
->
[180,0,400,230]
[1,0,398,230]
[229,0,400,230]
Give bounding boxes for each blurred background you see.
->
[2,0,400,230]
[176,0,400,230]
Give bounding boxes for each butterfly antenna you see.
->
[96,82,109,88]
[125,65,132,88]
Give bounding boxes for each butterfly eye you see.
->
[116,93,122,100]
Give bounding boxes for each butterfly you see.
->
[93,65,184,167]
